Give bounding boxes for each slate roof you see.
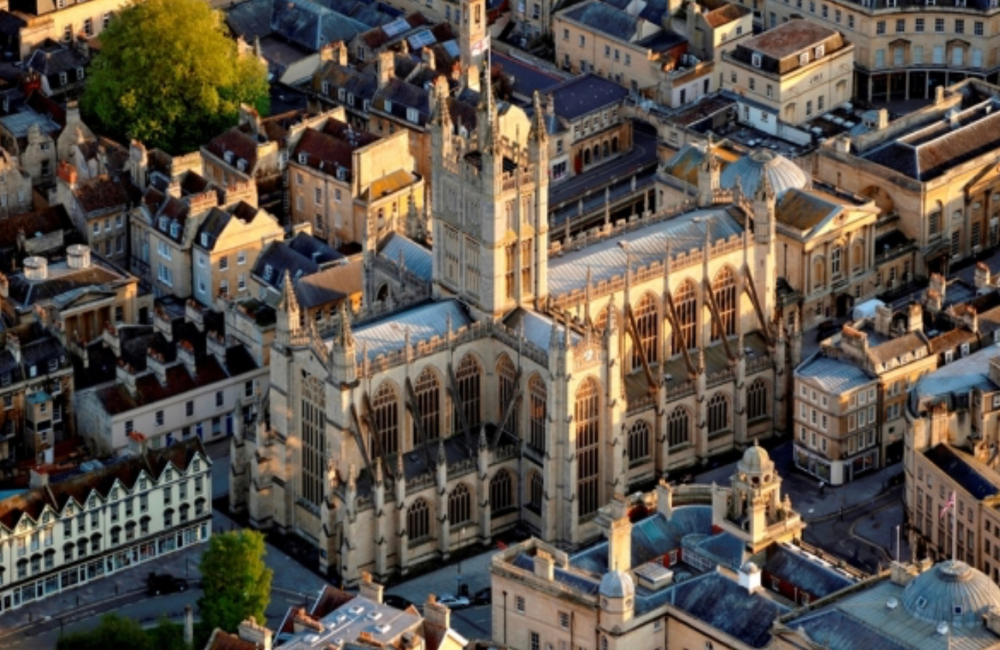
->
[345,300,470,362]
[561,1,641,42]
[288,231,341,265]
[295,261,362,308]
[913,343,1000,411]
[924,444,1000,501]
[762,544,854,599]
[0,437,207,531]
[378,233,431,282]
[547,207,744,296]
[571,507,714,575]
[548,73,628,121]
[668,571,786,648]
[0,107,60,139]
[775,189,841,233]
[373,78,432,126]
[796,354,874,394]
[493,51,562,99]
[503,308,583,350]
[786,609,910,650]
[862,98,1000,182]
[866,331,927,365]
[7,258,128,310]
[25,40,86,77]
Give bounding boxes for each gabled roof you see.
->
[560,1,642,42]
[0,437,207,531]
[25,40,87,78]
[669,571,786,648]
[204,128,259,173]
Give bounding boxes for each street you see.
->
[0,436,908,648]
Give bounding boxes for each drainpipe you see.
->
[503,590,508,644]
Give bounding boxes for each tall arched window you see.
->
[455,354,482,432]
[673,280,697,354]
[496,354,519,437]
[576,377,601,517]
[668,406,690,448]
[407,498,430,541]
[413,367,441,444]
[448,483,471,524]
[490,469,514,513]
[708,393,730,434]
[529,373,547,452]
[712,267,737,341]
[748,378,769,421]
[628,420,651,465]
[371,381,399,458]
[528,471,544,512]
[596,303,620,332]
[631,293,659,371]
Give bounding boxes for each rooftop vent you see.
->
[349,605,365,615]
[23,256,47,280]
[937,622,949,636]
[367,611,383,621]
[66,244,90,269]
[886,597,898,610]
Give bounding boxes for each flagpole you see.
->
[952,491,958,562]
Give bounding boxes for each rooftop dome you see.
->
[599,570,635,599]
[739,440,772,475]
[902,560,1000,627]
[720,148,809,200]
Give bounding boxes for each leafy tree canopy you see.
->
[56,614,189,650]
[197,530,273,635]
[82,0,268,153]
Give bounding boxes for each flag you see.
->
[940,491,956,519]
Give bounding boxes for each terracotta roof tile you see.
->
[73,175,131,214]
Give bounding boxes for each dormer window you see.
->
[338,88,346,101]
[385,99,393,112]
[76,67,84,81]
[237,159,247,172]
[298,153,308,164]
[170,222,179,238]
[322,81,330,95]
[348,93,355,107]
[201,232,209,247]
[336,168,346,181]
[363,99,371,111]
[224,151,234,164]
[814,45,825,58]
[751,53,762,68]
[799,52,810,65]
[406,108,419,123]
[263,264,273,281]
[159,216,168,230]
[59,72,67,86]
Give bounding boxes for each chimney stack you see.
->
[608,495,632,573]
[237,617,273,650]
[874,304,892,337]
[359,571,385,604]
[738,561,762,594]
[423,595,451,629]
[533,550,554,581]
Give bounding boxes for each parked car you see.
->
[436,594,470,610]
[384,594,415,610]
[472,587,492,605]
[147,572,188,596]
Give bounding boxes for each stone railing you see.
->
[448,457,477,478]
[548,227,748,311]
[627,393,657,415]
[494,443,520,462]
[359,319,548,377]
[407,471,436,494]
[666,381,696,400]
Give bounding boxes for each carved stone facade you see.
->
[232,74,804,586]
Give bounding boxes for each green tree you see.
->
[82,0,268,153]
[198,530,273,636]
[56,614,189,650]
